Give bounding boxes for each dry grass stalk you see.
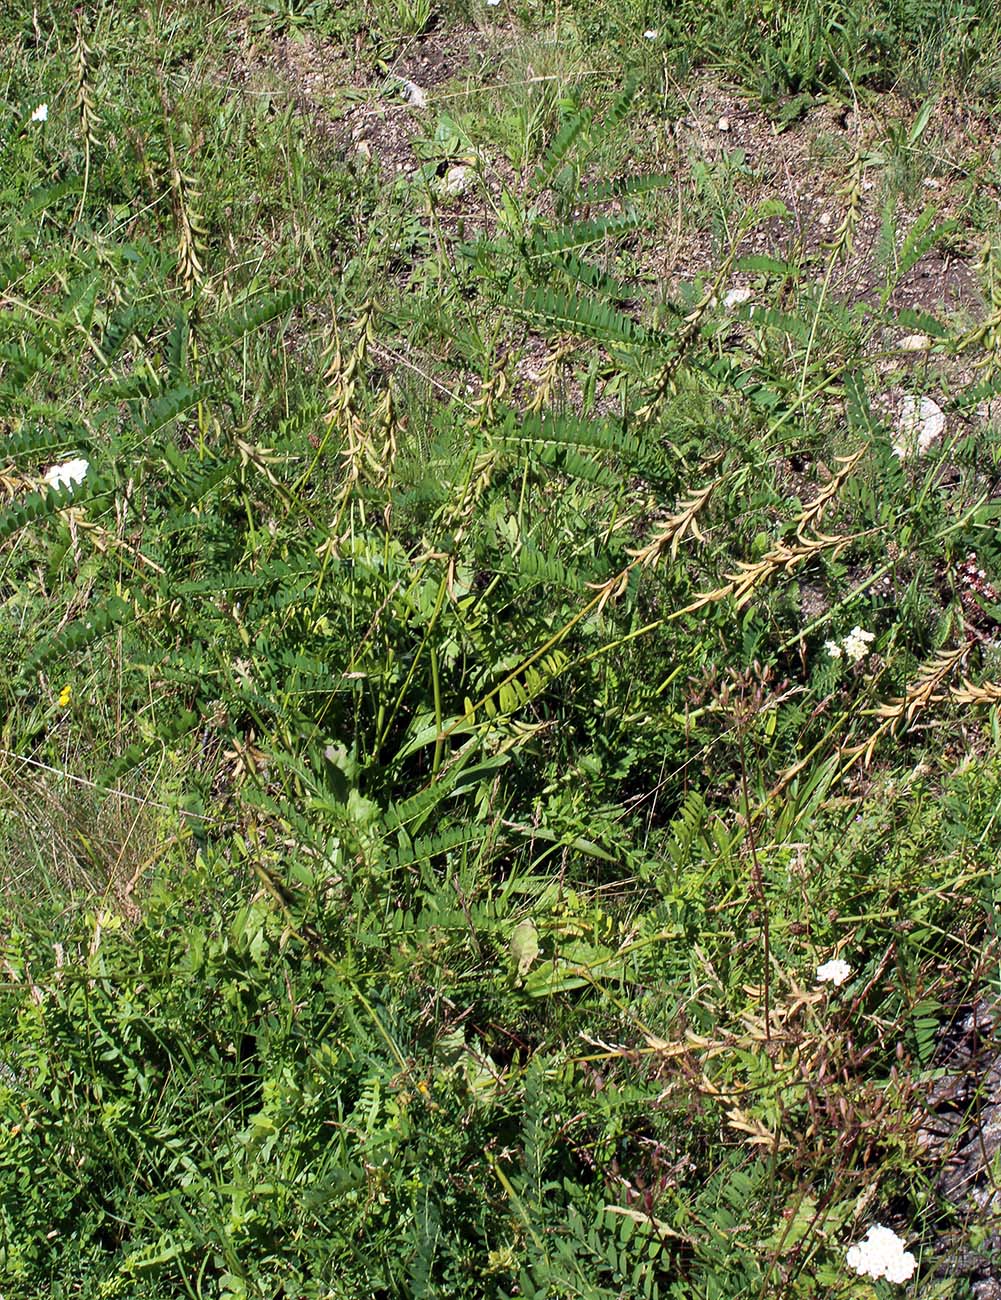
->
[435,361,509,559]
[824,148,865,264]
[950,678,1001,705]
[795,448,865,540]
[370,387,400,490]
[682,530,855,615]
[74,16,99,146]
[634,306,715,428]
[526,340,573,413]
[628,481,718,567]
[586,479,718,614]
[172,172,206,296]
[73,14,100,218]
[157,79,207,295]
[324,302,376,484]
[635,243,744,429]
[843,645,969,767]
[468,359,509,431]
[311,303,395,547]
[957,239,1001,373]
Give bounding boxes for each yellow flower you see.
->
[59,684,72,707]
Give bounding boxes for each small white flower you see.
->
[816,958,852,986]
[43,457,89,491]
[825,640,843,659]
[487,0,501,6]
[30,103,48,123]
[643,28,659,39]
[723,286,753,309]
[846,1225,916,1284]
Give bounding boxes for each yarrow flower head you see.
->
[843,625,875,663]
[846,1225,916,1284]
[816,958,852,987]
[824,627,875,664]
[43,457,89,491]
[30,103,48,123]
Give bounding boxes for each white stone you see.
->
[894,395,945,458]
[43,458,88,490]
[717,116,731,132]
[441,164,472,196]
[723,286,753,309]
[397,77,427,108]
[898,333,931,352]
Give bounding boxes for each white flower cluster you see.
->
[825,626,875,664]
[846,1225,916,1284]
[30,103,48,123]
[43,458,89,491]
[816,958,852,986]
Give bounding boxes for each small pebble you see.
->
[898,334,932,353]
[441,164,472,196]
